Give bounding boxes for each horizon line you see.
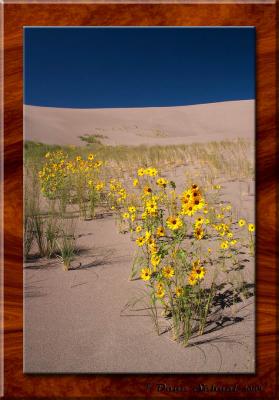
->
[24,98,255,111]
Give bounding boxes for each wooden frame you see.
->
[3,2,277,398]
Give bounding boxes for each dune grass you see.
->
[24,137,254,271]
[25,137,253,182]
[24,139,255,345]
[79,134,108,145]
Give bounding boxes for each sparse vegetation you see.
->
[113,166,255,344]
[24,138,254,343]
[79,134,108,145]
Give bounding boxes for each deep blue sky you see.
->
[24,27,255,109]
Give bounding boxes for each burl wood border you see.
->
[3,3,277,399]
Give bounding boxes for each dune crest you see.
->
[24,100,255,146]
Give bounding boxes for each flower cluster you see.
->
[117,166,255,344]
[38,151,105,217]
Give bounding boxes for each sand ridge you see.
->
[24,100,255,146]
[24,100,255,373]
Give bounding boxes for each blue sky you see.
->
[24,27,255,109]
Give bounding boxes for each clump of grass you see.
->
[32,215,47,257]
[56,235,76,271]
[24,151,42,258]
[79,134,108,145]
[24,216,34,258]
[56,219,77,271]
[45,216,60,258]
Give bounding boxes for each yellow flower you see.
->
[88,153,94,161]
[181,204,195,217]
[137,168,145,177]
[136,236,146,247]
[145,231,151,240]
[226,205,232,211]
[96,182,104,191]
[248,223,255,232]
[227,232,233,239]
[128,206,136,213]
[166,216,183,231]
[195,217,204,226]
[230,240,237,246]
[149,243,158,254]
[188,273,198,286]
[192,265,206,280]
[146,167,158,177]
[147,237,155,246]
[141,212,147,220]
[133,178,139,187]
[140,268,152,281]
[135,225,142,233]
[143,186,153,196]
[194,227,204,240]
[175,287,183,297]
[156,287,165,298]
[156,177,168,188]
[151,254,161,269]
[88,180,94,188]
[94,160,103,168]
[220,241,229,250]
[213,184,221,190]
[76,156,82,162]
[192,197,205,211]
[156,226,165,237]
[208,247,211,253]
[145,200,157,214]
[162,265,175,279]
[156,282,164,290]
[238,219,246,227]
[122,212,130,219]
[45,152,51,158]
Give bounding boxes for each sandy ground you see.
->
[24,171,255,373]
[24,100,255,146]
[24,100,255,373]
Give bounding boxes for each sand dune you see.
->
[24,177,255,373]
[24,100,255,146]
[24,99,255,373]
[24,168,255,373]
